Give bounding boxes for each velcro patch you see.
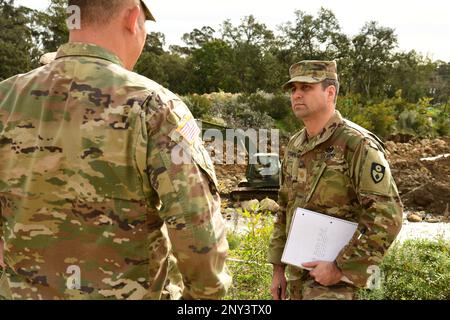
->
[176,115,201,145]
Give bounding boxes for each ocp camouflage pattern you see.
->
[0,43,231,300]
[268,111,403,299]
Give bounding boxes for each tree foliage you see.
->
[1,2,448,136]
[0,0,39,80]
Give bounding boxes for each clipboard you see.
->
[281,208,358,271]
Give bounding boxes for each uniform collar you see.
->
[55,42,124,67]
[295,110,344,155]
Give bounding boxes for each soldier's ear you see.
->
[326,85,336,103]
[124,4,141,35]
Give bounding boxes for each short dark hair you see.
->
[68,0,137,26]
[321,79,340,104]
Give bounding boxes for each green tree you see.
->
[170,26,217,56]
[221,15,276,93]
[387,51,436,102]
[280,8,350,62]
[143,32,166,55]
[188,40,237,93]
[34,0,69,53]
[348,21,398,99]
[431,61,450,104]
[158,53,190,94]
[0,0,39,80]
[134,52,168,87]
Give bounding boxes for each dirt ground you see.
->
[214,136,450,217]
[386,137,450,216]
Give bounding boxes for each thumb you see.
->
[302,261,319,268]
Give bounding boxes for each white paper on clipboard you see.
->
[281,208,358,270]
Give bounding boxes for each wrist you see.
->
[273,264,286,272]
[333,261,343,276]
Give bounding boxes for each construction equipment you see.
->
[195,119,281,201]
[230,153,281,201]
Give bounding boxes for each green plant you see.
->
[357,237,450,300]
[225,212,449,300]
[225,208,275,300]
[182,94,213,119]
[432,103,450,136]
[226,232,242,251]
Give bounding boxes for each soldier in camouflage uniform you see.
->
[268,61,403,300]
[0,0,231,300]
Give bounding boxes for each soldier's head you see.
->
[67,0,155,70]
[283,60,339,120]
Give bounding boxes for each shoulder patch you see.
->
[359,146,392,195]
[371,162,386,184]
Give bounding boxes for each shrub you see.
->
[182,94,213,119]
[225,210,449,300]
[225,208,275,300]
[357,237,450,300]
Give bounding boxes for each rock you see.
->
[407,213,423,223]
[260,198,280,213]
[223,208,238,221]
[413,188,434,206]
[241,199,260,212]
[432,139,447,150]
[424,217,441,223]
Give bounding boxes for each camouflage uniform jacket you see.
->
[0,43,231,300]
[268,110,403,287]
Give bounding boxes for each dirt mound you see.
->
[215,164,247,194]
[386,137,450,215]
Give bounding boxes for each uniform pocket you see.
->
[190,141,219,193]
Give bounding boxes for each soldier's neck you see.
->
[69,31,129,69]
[303,106,335,138]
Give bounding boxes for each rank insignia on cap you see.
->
[371,162,386,184]
[176,115,201,145]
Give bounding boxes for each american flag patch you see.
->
[177,116,201,144]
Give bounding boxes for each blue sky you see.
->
[16,0,450,62]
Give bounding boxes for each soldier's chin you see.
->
[293,108,309,120]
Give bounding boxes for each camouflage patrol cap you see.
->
[282,60,338,90]
[141,0,156,21]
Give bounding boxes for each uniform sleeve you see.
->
[267,157,288,265]
[144,92,231,300]
[335,138,403,287]
[0,206,4,267]
[0,114,3,240]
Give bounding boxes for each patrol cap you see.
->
[282,60,338,90]
[141,0,156,21]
